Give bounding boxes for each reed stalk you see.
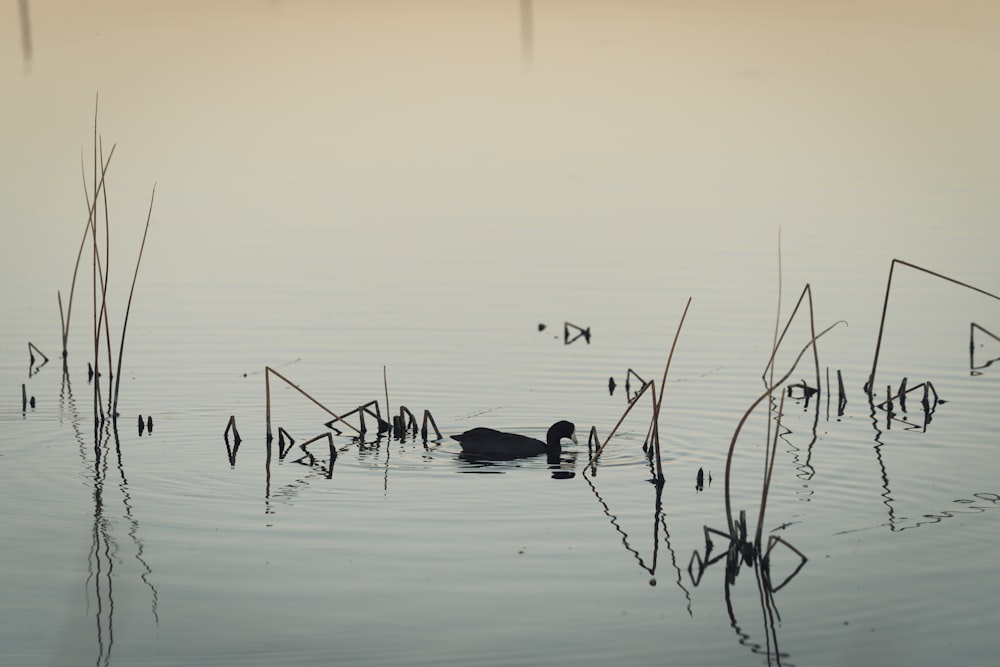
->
[761,284,821,396]
[754,392,785,549]
[383,365,390,418]
[624,368,644,401]
[110,185,155,421]
[224,415,241,444]
[28,342,48,365]
[421,409,441,441]
[723,320,842,534]
[648,297,692,483]
[98,138,116,413]
[765,231,783,469]
[264,366,360,442]
[60,144,115,364]
[868,259,1000,395]
[582,379,656,471]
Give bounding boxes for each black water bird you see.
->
[452,420,577,460]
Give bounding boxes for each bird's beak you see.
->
[569,429,578,445]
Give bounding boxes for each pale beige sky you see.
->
[4,1,999,283]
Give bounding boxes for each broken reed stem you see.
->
[28,342,49,364]
[111,185,156,420]
[583,379,656,471]
[421,409,442,441]
[648,381,662,481]
[57,291,66,362]
[868,259,1000,396]
[224,415,241,443]
[764,535,808,592]
[723,320,842,535]
[265,367,272,442]
[755,391,785,549]
[383,365,390,419]
[263,366,361,441]
[298,432,335,451]
[761,284,822,396]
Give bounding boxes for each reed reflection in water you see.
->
[56,370,159,667]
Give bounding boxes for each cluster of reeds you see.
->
[57,100,156,427]
[688,255,1000,593]
[231,365,442,477]
[583,297,692,484]
[686,287,823,607]
[689,231,827,587]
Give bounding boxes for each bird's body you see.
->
[452,420,576,460]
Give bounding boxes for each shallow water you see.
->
[3,2,1000,666]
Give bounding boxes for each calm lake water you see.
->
[3,2,1000,666]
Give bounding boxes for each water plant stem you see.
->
[110,185,156,421]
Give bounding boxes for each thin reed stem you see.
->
[765,231,782,469]
[755,392,785,548]
[648,297,692,482]
[111,185,156,421]
[99,137,115,413]
[65,142,115,361]
[383,366,390,418]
